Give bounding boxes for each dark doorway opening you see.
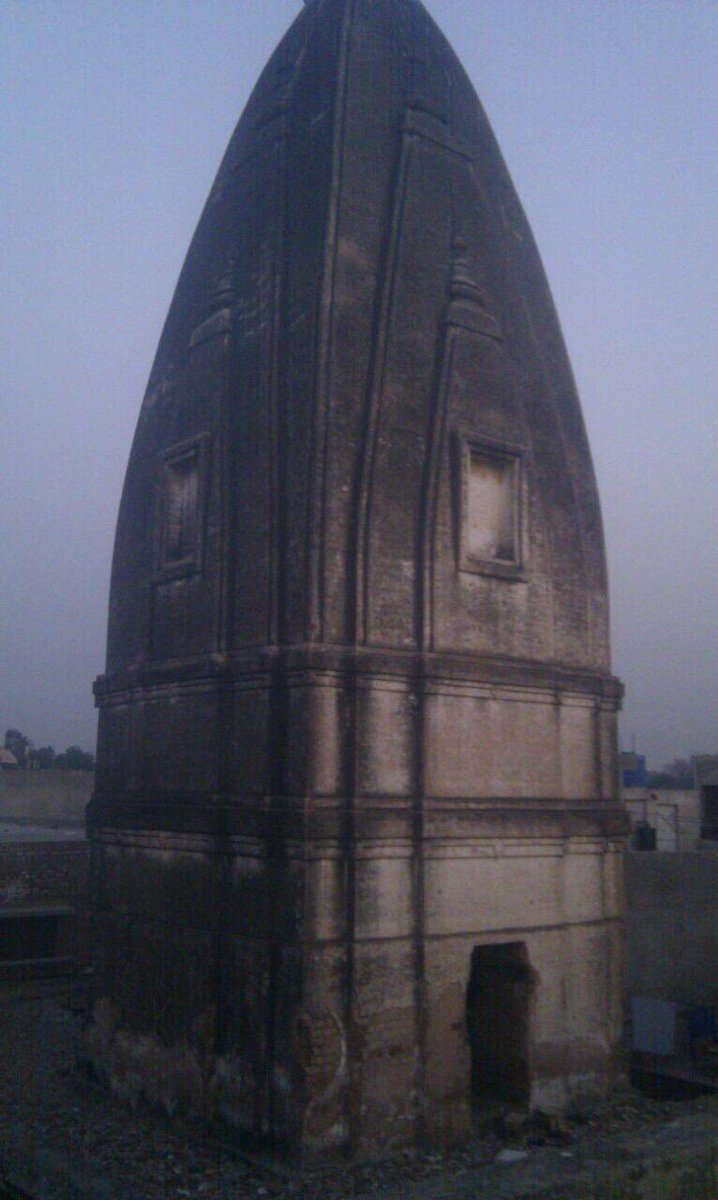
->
[466,942,533,1115]
[700,785,718,840]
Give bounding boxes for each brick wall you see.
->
[626,850,718,1007]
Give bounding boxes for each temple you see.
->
[87,0,627,1157]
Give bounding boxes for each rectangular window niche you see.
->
[157,434,210,581]
[458,434,526,580]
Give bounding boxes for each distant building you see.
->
[620,751,718,852]
[621,752,648,790]
[0,750,18,770]
[623,788,701,852]
[693,757,718,841]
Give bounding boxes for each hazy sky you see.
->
[2,0,716,767]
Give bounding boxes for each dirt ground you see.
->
[0,991,716,1200]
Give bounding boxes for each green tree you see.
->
[4,729,30,767]
[29,746,56,769]
[55,745,95,771]
[646,757,694,789]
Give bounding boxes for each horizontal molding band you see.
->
[86,794,629,840]
[94,644,622,705]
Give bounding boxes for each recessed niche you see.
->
[458,435,526,579]
[157,435,210,581]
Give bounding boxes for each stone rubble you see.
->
[1,997,716,1200]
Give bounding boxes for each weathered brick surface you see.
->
[88,0,626,1155]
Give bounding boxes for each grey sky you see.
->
[1,0,716,767]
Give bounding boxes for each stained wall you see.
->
[88,0,626,1157]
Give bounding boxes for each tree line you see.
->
[645,757,694,789]
[3,728,95,771]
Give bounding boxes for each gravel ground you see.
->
[1,992,716,1200]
